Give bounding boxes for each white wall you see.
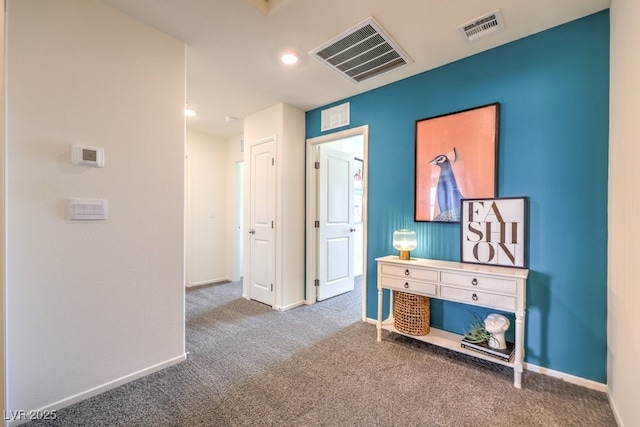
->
[0,3,5,419]
[5,0,186,418]
[226,135,244,282]
[608,1,640,426]
[278,103,305,309]
[243,103,305,310]
[186,130,228,286]
[186,131,244,286]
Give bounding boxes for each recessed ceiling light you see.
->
[280,53,299,65]
[185,109,196,117]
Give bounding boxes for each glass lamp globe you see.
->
[393,229,417,260]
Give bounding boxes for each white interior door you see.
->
[248,139,275,306]
[317,147,355,301]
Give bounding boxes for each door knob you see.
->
[248,229,256,234]
[350,228,356,232]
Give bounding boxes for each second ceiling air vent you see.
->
[458,9,506,42]
[310,18,412,84]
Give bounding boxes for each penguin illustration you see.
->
[429,147,463,221]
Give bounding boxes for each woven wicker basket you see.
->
[394,291,430,336]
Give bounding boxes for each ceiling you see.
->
[98,0,610,138]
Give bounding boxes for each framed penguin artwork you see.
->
[414,103,499,222]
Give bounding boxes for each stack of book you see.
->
[461,337,515,362]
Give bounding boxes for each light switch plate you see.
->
[69,198,108,220]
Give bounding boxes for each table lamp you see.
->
[393,229,417,260]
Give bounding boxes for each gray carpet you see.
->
[27,277,617,426]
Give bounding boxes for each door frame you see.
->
[305,125,368,320]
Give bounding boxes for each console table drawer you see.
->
[380,264,438,282]
[440,286,516,311]
[380,276,437,296]
[440,272,517,294]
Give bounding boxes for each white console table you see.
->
[376,255,529,388]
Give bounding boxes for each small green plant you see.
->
[463,312,492,343]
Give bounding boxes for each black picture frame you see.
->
[414,103,499,222]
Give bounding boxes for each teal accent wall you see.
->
[306,11,609,383]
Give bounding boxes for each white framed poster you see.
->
[461,197,528,268]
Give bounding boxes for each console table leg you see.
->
[377,288,383,342]
[514,313,525,388]
[513,363,523,389]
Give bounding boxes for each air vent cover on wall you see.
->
[458,9,505,42]
[321,103,350,132]
[310,18,412,84]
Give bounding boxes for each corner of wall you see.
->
[608,1,640,425]
[1,2,5,421]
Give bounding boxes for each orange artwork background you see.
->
[415,104,498,221]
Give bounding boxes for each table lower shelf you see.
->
[381,319,515,368]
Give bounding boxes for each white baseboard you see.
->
[524,362,606,392]
[8,354,187,427]
[275,300,305,311]
[365,317,607,392]
[607,390,625,427]
[186,277,232,288]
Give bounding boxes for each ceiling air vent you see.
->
[458,9,505,42]
[310,18,412,84]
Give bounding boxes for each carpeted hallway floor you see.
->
[27,277,617,426]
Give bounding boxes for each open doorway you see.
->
[305,125,368,321]
[234,160,244,282]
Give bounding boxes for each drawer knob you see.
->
[404,269,410,276]
[471,278,478,286]
[472,293,479,301]
[404,282,409,289]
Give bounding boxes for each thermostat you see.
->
[72,145,104,167]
